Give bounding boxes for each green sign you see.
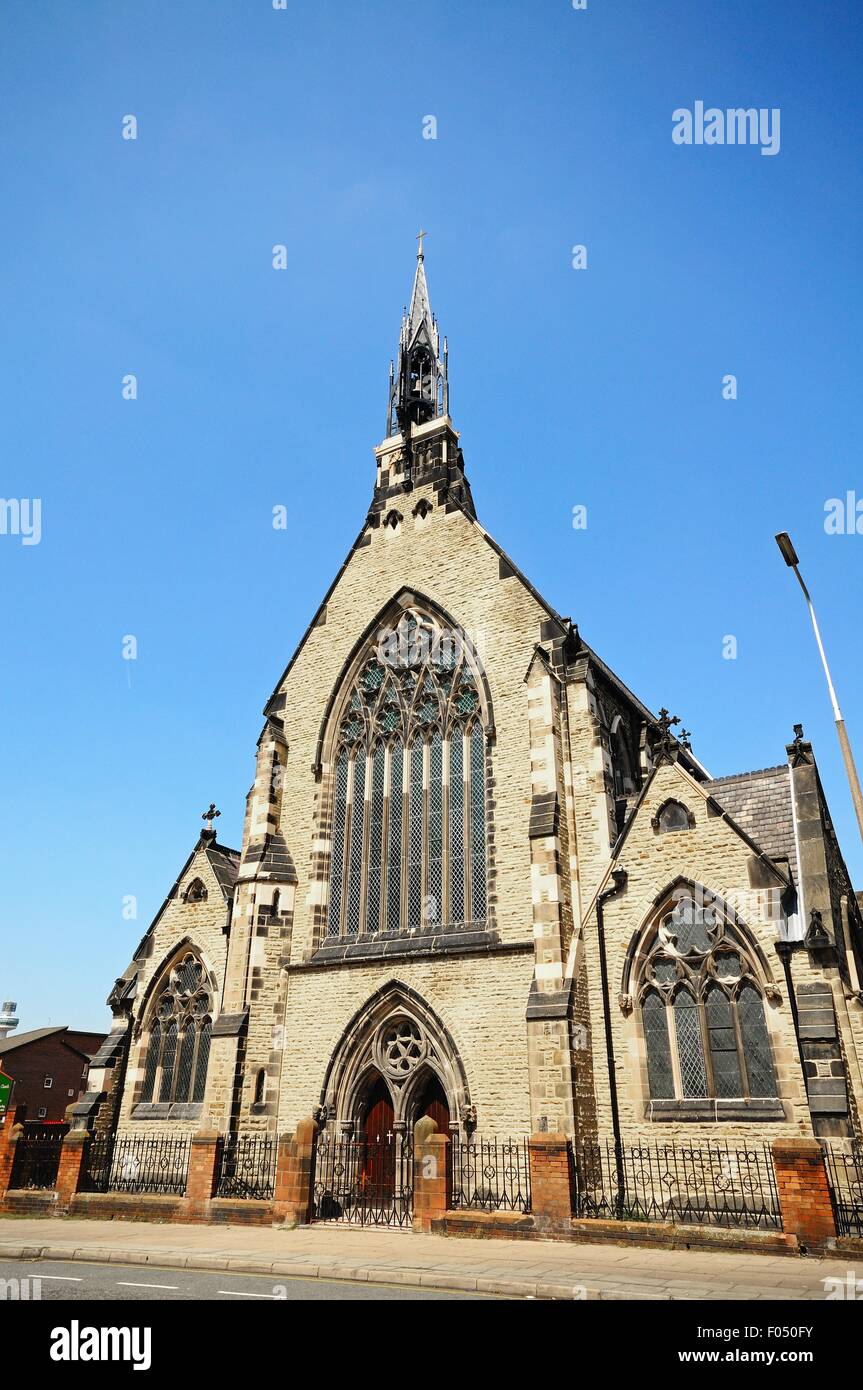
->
[0,1072,12,1116]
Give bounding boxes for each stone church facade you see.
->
[88,247,863,1170]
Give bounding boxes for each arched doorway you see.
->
[413,1071,451,1134]
[361,1075,395,1142]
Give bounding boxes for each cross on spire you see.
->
[201,803,221,833]
[416,228,427,260]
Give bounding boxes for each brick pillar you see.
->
[0,1111,25,1203]
[413,1117,451,1232]
[273,1118,316,1226]
[528,1132,573,1232]
[772,1139,837,1251]
[186,1132,221,1216]
[55,1131,90,1209]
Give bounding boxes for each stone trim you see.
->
[211,1008,249,1038]
[295,933,529,971]
[645,1098,787,1122]
[131,1102,203,1121]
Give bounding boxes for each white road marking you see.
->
[32,1275,83,1282]
[217,1289,279,1298]
[116,1281,179,1290]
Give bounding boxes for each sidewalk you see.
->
[1,1216,861,1299]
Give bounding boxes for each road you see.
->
[0,1259,491,1301]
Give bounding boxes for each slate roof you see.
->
[707,764,799,886]
[0,1026,105,1062]
[0,1026,65,1053]
[205,842,240,898]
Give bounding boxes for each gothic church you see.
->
[88,245,863,1178]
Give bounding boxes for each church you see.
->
[87,243,863,1203]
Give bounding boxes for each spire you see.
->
[387,232,449,437]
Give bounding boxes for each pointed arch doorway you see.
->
[313,1071,413,1227]
[362,1076,394,1143]
[413,1071,451,1135]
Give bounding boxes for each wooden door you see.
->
[361,1077,395,1201]
[416,1073,450,1135]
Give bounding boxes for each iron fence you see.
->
[571,1140,782,1230]
[215,1133,277,1201]
[82,1132,190,1196]
[822,1143,863,1238]
[312,1131,413,1227]
[9,1123,67,1191]
[451,1136,532,1213]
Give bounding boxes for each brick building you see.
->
[1,1027,106,1125]
[85,246,863,1202]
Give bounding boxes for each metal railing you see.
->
[82,1132,190,1196]
[822,1143,863,1237]
[571,1140,782,1230]
[451,1136,531,1213]
[215,1133,277,1201]
[8,1124,67,1191]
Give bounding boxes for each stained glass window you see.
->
[327,751,348,938]
[674,990,708,1098]
[738,981,778,1097]
[140,952,214,1108]
[643,991,674,1099]
[706,986,742,1098]
[346,754,366,938]
[469,722,486,922]
[387,742,403,932]
[408,738,424,928]
[324,607,489,940]
[366,742,385,934]
[140,1021,160,1103]
[639,896,778,1107]
[428,731,443,926]
[449,730,465,924]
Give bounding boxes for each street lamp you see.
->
[775,531,863,843]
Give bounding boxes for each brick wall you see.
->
[0,1032,104,1125]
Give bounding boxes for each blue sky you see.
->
[1,0,861,1033]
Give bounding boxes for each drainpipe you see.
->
[596,868,628,1218]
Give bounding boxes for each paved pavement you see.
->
[0,1259,483,1301]
[1,1216,861,1300]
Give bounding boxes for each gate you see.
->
[312,1130,413,1227]
[9,1123,67,1191]
[823,1143,863,1238]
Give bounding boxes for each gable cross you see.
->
[201,803,221,833]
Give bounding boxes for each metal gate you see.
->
[9,1123,67,1191]
[823,1143,863,1238]
[312,1131,413,1227]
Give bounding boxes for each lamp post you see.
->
[775,531,863,843]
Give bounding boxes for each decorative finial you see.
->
[416,228,427,260]
[793,723,805,743]
[654,708,681,762]
[679,727,692,751]
[201,803,221,834]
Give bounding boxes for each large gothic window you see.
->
[139,953,213,1106]
[637,893,778,1104]
[326,608,488,940]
